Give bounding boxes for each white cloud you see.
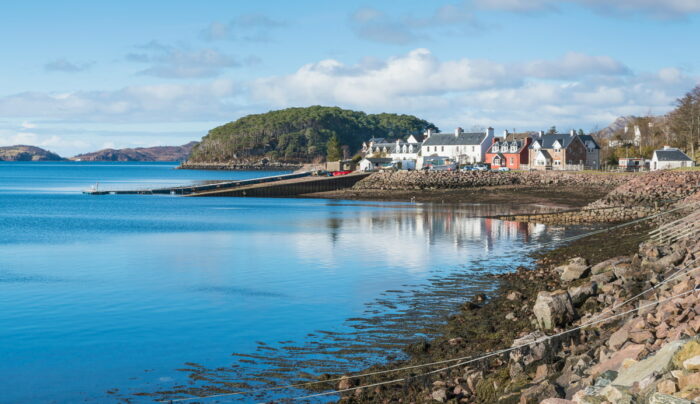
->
[521,52,630,79]
[126,41,240,78]
[350,4,481,44]
[473,0,700,18]
[201,14,285,42]
[251,48,699,131]
[21,121,36,129]
[44,58,94,73]
[0,79,239,122]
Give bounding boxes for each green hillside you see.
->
[187,106,437,163]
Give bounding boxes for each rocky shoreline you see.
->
[325,170,700,403]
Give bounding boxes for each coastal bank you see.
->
[316,170,700,403]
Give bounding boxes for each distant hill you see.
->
[187,106,437,163]
[0,145,64,161]
[72,142,198,162]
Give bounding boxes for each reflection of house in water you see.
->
[347,204,560,252]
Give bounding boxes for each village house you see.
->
[362,135,421,169]
[528,130,588,170]
[650,146,694,171]
[484,130,531,170]
[358,157,393,171]
[420,127,494,166]
[619,157,648,172]
[578,134,601,169]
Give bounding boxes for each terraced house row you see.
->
[361,127,603,171]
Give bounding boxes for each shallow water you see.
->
[0,162,584,403]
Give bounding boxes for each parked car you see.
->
[498,166,510,172]
[473,163,489,171]
[460,165,473,172]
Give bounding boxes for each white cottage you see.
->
[420,127,494,165]
[651,146,694,171]
[362,135,421,170]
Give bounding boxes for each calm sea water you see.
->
[0,162,581,403]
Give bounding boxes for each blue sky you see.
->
[1,0,699,156]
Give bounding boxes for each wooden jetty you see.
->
[83,171,371,197]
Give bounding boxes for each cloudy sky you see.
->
[1,0,699,156]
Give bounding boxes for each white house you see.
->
[651,146,694,171]
[420,127,494,165]
[362,135,421,169]
[359,157,394,171]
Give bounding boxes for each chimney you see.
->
[424,128,433,138]
[454,127,463,137]
[570,129,575,137]
[663,145,671,150]
[486,127,494,137]
[503,129,509,138]
[538,131,544,138]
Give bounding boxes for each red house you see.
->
[484,136,531,170]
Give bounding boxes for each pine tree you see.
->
[326,134,342,162]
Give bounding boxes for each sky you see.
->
[0,0,699,156]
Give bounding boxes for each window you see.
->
[510,157,514,165]
[554,160,561,166]
[471,146,475,152]
[441,146,444,152]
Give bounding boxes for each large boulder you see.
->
[613,339,686,387]
[557,258,591,282]
[533,290,576,330]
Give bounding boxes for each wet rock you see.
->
[507,291,523,301]
[568,282,598,306]
[338,375,354,390]
[591,256,631,275]
[539,399,574,404]
[613,339,686,387]
[431,388,447,402]
[559,258,591,282]
[519,381,561,404]
[533,290,576,330]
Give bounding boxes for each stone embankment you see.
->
[352,171,629,191]
[504,171,700,224]
[336,211,700,403]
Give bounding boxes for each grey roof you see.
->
[529,134,577,149]
[423,132,486,146]
[535,150,552,160]
[488,139,526,154]
[370,141,420,153]
[578,135,600,149]
[368,137,386,143]
[654,149,692,162]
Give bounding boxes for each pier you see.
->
[83,171,371,197]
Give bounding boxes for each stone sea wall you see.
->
[351,171,630,191]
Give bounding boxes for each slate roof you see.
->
[488,139,526,154]
[578,135,600,149]
[369,141,420,153]
[535,150,552,160]
[529,134,577,149]
[654,149,693,162]
[422,132,486,146]
[367,137,386,143]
